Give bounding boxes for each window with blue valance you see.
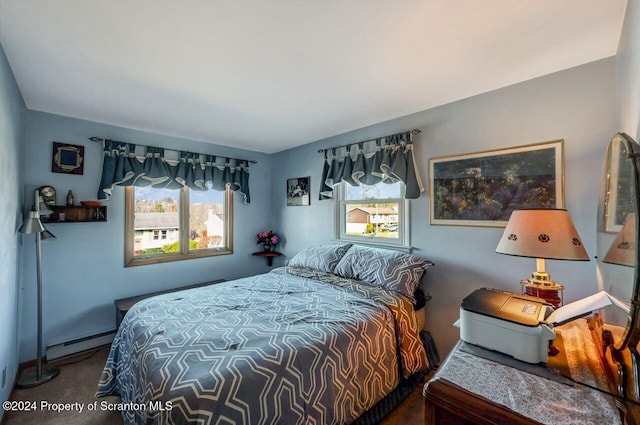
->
[319,130,423,200]
[95,138,251,203]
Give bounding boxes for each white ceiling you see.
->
[0,0,628,154]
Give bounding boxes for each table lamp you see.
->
[496,208,590,307]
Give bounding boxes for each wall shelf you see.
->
[252,251,282,267]
[41,205,107,223]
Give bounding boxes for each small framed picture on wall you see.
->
[287,177,310,206]
[52,142,84,175]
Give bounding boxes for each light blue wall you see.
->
[0,43,25,419]
[618,0,640,139]
[19,112,274,360]
[273,58,618,356]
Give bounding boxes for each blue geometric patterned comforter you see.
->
[96,267,427,424]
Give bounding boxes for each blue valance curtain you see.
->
[319,130,423,199]
[96,139,251,203]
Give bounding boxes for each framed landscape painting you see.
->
[429,140,564,227]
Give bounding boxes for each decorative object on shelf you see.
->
[93,207,105,221]
[287,177,310,206]
[66,189,75,206]
[256,230,279,252]
[430,140,564,227]
[17,189,60,388]
[52,142,84,175]
[81,200,106,220]
[495,208,590,307]
[80,200,102,207]
[37,185,56,206]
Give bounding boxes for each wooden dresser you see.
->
[423,318,636,425]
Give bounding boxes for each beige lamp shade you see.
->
[496,209,589,261]
[603,213,636,267]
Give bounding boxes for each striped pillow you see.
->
[334,245,433,300]
[288,244,353,273]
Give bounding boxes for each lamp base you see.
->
[521,269,564,307]
[522,285,563,307]
[16,363,60,388]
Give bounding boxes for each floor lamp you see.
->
[17,189,60,388]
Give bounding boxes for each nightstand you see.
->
[423,319,623,425]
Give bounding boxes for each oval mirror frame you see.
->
[597,132,640,353]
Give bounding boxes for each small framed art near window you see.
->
[52,142,84,175]
[287,177,310,206]
[429,140,564,227]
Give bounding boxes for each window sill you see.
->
[331,238,414,253]
[126,248,232,267]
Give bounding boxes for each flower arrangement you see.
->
[256,230,279,251]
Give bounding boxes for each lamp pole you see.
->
[17,190,59,388]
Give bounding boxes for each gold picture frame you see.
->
[52,142,84,175]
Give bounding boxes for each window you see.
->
[335,181,409,247]
[125,186,233,266]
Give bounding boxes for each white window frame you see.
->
[334,183,411,248]
[125,186,233,267]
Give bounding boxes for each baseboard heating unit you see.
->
[46,330,115,360]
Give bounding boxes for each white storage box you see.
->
[458,288,615,364]
[459,288,556,364]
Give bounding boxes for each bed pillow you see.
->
[334,245,433,300]
[287,244,353,273]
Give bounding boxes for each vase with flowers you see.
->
[257,230,279,252]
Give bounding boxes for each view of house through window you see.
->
[125,186,232,266]
[133,188,180,255]
[337,181,409,246]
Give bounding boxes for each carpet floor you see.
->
[4,346,427,424]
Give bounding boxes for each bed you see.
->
[96,244,433,424]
